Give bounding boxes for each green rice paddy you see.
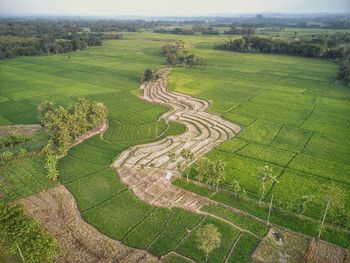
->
[1,31,349,261]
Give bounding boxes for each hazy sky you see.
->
[1,0,349,16]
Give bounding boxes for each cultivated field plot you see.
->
[0,38,169,142]
[59,136,258,262]
[1,31,349,261]
[0,35,262,262]
[166,33,350,245]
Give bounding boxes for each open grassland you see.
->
[1,31,349,260]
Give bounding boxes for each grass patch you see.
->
[124,207,171,249]
[148,208,203,256]
[227,233,259,263]
[201,205,268,237]
[175,216,240,263]
[0,156,56,202]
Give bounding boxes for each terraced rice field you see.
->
[114,76,240,210]
[1,31,349,261]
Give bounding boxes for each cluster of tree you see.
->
[192,25,220,35]
[194,157,226,192]
[155,25,219,35]
[37,98,107,180]
[0,203,59,262]
[223,26,256,36]
[220,35,340,57]
[38,98,107,156]
[154,27,195,35]
[161,42,203,67]
[139,68,156,83]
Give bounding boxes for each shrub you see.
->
[1,150,14,163]
[0,204,59,263]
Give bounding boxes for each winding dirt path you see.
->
[113,73,241,211]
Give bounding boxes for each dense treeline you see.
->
[218,35,350,85]
[0,33,105,59]
[161,42,203,67]
[209,14,350,29]
[154,25,219,35]
[223,26,256,35]
[219,34,350,58]
[0,18,152,37]
[38,98,107,155]
[0,19,126,59]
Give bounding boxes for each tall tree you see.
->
[254,166,278,206]
[196,224,221,262]
[320,184,347,230]
[297,195,315,215]
[196,157,212,186]
[232,180,247,200]
[180,149,194,182]
[213,160,226,192]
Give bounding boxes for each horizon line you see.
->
[1,11,350,18]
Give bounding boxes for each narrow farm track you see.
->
[113,74,241,212]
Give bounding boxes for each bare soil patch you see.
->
[252,228,348,263]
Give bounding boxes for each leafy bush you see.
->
[140,68,155,83]
[0,135,28,148]
[0,204,59,263]
[1,150,14,162]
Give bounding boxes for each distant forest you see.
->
[0,15,349,85]
[0,19,129,59]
